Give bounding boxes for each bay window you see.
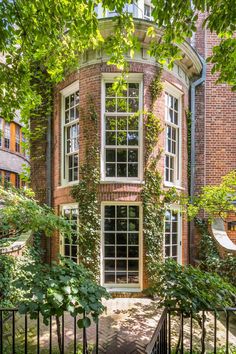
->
[61,82,79,185]
[102,74,143,182]
[61,205,79,262]
[102,203,142,290]
[164,209,181,263]
[164,87,182,186]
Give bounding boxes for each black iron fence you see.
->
[146,307,236,354]
[0,308,99,354]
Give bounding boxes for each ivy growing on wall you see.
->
[71,96,100,279]
[142,69,178,279]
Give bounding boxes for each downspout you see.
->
[189,55,206,263]
[46,105,52,265]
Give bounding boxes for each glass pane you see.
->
[106,149,116,162]
[65,96,70,110]
[64,245,70,256]
[117,246,127,258]
[128,233,139,245]
[106,132,116,145]
[106,164,116,177]
[172,222,177,232]
[128,132,138,145]
[117,131,127,145]
[128,246,139,257]
[165,234,170,245]
[128,149,138,162]
[172,245,177,257]
[128,83,139,97]
[106,117,116,130]
[117,219,127,231]
[117,117,127,130]
[117,206,127,218]
[106,83,116,97]
[128,272,139,283]
[105,273,115,283]
[71,246,77,258]
[105,260,115,271]
[128,164,138,177]
[106,98,116,112]
[117,164,127,177]
[129,219,139,231]
[105,206,115,218]
[129,206,139,218]
[117,149,127,162]
[128,98,139,112]
[117,260,126,271]
[65,110,69,123]
[165,246,170,257]
[117,98,127,112]
[116,233,127,244]
[165,222,170,232]
[105,246,115,257]
[116,272,127,284]
[75,90,79,104]
[128,115,139,130]
[172,234,177,244]
[105,219,115,231]
[70,93,75,106]
[105,233,115,244]
[128,260,138,271]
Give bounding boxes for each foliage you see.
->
[0,186,71,237]
[0,255,17,307]
[186,170,236,221]
[16,257,109,326]
[148,259,236,315]
[71,97,100,277]
[150,68,163,104]
[196,218,236,287]
[142,109,179,276]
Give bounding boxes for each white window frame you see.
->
[164,82,183,188]
[163,205,182,264]
[60,81,80,186]
[144,1,153,21]
[60,203,79,263]
[101,201,143,292]
[4,122,10,150]
[101,73,143,183]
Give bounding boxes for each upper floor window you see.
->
[4,122,10,149]
[164,87,182,186]
[61,84,79,185]
[102,75,143,182]
[61,205,79,263]
[164,209,181,263]
[15,125,20,153]
[144,3,153,20]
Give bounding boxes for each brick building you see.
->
[0,116,29,188]
[31,4,236,292]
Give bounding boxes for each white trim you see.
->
[100,201,143,292]
[60,81,80,186]
[164,82,183,188]
[60,203,79,263]
[101,74,144,183]
[164,205,182,264]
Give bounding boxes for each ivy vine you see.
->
[150,68,163,105]
[71,97,100,279]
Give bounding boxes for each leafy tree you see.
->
[0,186,71,238]
[0,0,236,142]
[15,257,109,354]
[148,259,236,353]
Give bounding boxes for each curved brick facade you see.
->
[50,60,191,291]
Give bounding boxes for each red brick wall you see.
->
[50,61,190,288]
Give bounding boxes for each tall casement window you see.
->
[102,204,142,290]
[61,82,79,185]
[4,122,10,149]
[15,125,20,152]
[61,205,79,262]
[164,86,182,186]
[164,209,181,263]
[102,74,143,182]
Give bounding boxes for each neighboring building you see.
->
[0,117,29,188]
[30,4,236,292]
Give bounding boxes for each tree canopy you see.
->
[0,0,236,135]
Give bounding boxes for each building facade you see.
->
[31,3,236,292]
[0,117,29,188]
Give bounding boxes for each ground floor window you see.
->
[102,203,142,289]
[61,205,79,262]
[164,209,181,262]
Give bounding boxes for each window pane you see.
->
[117,206,127,217]
[105,233,115,244]
[106,149,116,162]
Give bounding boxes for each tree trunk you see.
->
[56,315,62,354]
